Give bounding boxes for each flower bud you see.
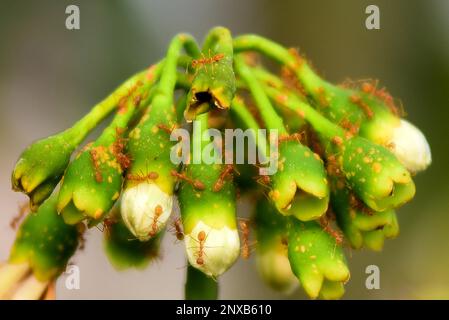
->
[8,194,79,282]
[341,136,415,212]
[254,198,298,294]
[269,141,329,221]
[12,132,76,210]
[184,221,240,277]
[389,119,432,173]
[121,182,173,241]
[104,212,162,269]
[287,219,350,299]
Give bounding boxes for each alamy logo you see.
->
[64,265,80,290]
[65,5,80,30]
[365,265,380,290]
[170,120,279,175]
[365,5,380,30]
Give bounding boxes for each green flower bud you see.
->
[103,213,162,270]
[254,199,298,294]
[185,27,236,121]
[287,219,350,299]
[340,136,415,211]
[8,194,79,282]
[332,183,399,251]
[121,34,195,240]
[57,69,157,225]
[12,70,148,209]
[12,132,77,211]
[179,114,240,278]
[269,141,329,221]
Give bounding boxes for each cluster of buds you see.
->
[2,27,430,300]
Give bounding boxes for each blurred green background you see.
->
[0,0,448,299]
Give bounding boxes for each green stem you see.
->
[233,34,325,96]
[263,85,344,139]
[230,97,269,160]
[185,264,218,300]
[234,55,286,134]
[67,70,148,145]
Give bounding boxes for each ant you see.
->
[350,95,374,119]
[90,148,103,183]
[213,164,236,192]
[254,174,271,187]
[148,205,163,238]
[113,127,132,170]
[339,118,359,137]
[169,217,184,242]
[319,215,344,245]
[278,132,304,144]
[238,219,254,260]
[331,136,344,146]
[126,171,159,182]
[195,230,207,266]
[10,202,30,229]
[191,50,225,74]
[96,217,117,236]
[171,170,205,191]
[157,123,177,135]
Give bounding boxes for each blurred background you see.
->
[0,0,448,299]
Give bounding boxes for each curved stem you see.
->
[233,34,326,98]
[234,55,286,134]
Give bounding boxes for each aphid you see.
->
[350,95,374,119]
[280,66,306,95]
[148,205,163,237]
[90,148,103,183]
[239,219,252,259]
[213,164,235,192]
[319,216,343,245]
[171,170,205,191]
[126,171,159,182]
[10,202,30,229]
[191,50,225,74]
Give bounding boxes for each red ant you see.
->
[319,215,343,245]
[171,170,205,191]
[191,50,225,74]
[112,128,132,170]
[157,123,177,135]
[195,230,207,266]
[238,219,253,259]
[126,171,159,182]
[278,132,304,144]
[10,202,30,229]
[350,95,374,119]
[169,217,184,241]
[213,164,236,192]
[90,148,103,183]
[148,205,163,238]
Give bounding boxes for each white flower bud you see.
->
[184,221,240,277]
[256,247,299,294]
[121,182,173,241]
[389,119,431,173]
